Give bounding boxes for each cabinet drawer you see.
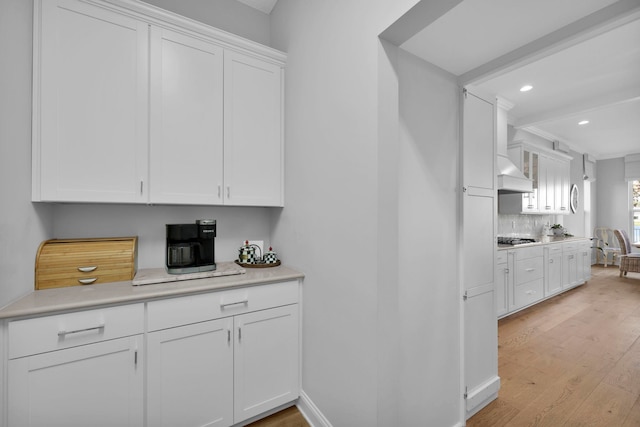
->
[563,242,578,252]
[8,303,144,359]
[515,256,544,285]
[147,281,299,332]
[35,237,138,290]
[496,250,508,264]
[514,245,543,260]
[513,278,544,310]
[546,244,563,255]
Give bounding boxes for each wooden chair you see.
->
[613,229,640,277]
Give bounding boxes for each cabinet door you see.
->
[523,150,539,212]
[563,251,578,288]
[35,0,149,203]
[147,318,234,427]
[538,155,555,213]
[224,51,283,206]
[462,89,499,417]
[149,27,224,205]
[577,242,591,283]
[495,262,509,317]
[8,336,143,427]
[234,304,299,423]
[545,249,563,296]
[558,160,571,213]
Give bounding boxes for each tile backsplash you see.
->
[498,214,557,238]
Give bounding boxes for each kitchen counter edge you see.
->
[0,262,304,320]
[497,236,590,251]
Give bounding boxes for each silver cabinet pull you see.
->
[58,324,105,337]
[78,278,97,285]
[218,185,221,198]
[525,268,535,272]
[227,186,231,198]
[220,299,248,309]
[77,266,97,273]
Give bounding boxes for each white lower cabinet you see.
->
[6,305,145,427]
[146,281,300,427]
[233,305,299,422]
[544,244,563,296]
[511,246,544,311]
[147,318,234,427]
[499,239,591,318]
[563,242,579,288]
[495,250,511,317]
[577,240,592,283]
[3,282,300,427]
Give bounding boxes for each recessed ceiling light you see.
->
[520,85,533,92]
[578,120,589,125]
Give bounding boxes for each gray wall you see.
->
[0,0,52,308]
[563,149,591,238]
[596,157,631,232]
[270,1,462,425]
[141,0,271,46]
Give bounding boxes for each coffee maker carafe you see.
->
[166,219,216,274]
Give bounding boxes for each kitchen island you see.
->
[0,262,304,427]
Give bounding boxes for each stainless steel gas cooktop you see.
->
[497,237,537,246]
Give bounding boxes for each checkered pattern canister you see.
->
[264,247,278,264]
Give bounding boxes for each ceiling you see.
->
[400,0,640,160]
[235,0,278,14]
[241,0,639,159]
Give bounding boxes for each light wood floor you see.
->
[250,266,640,427]
[246,405,310,427]
[468,265,640,427]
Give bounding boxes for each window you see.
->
[633,180,640,243]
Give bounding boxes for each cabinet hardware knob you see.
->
[78,278,98,285]
[77,266,97,273]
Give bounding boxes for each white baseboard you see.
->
[296,390,332,427]
[465,375,500,419]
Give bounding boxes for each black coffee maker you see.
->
[166,220,216,274]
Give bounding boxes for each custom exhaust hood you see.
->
[497,154,533,194]
[496,100,532,194]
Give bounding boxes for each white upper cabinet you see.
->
[149,28,224,205]
[499,141,571,215]
[224,51,284,207]
[33,0,149,203]
[32,0,286,206]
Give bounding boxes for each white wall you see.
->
[596,157,630,231]
[270,1,462,425]
[563,149,590,237]
[141,0,271,46]
[52,204,274,267]
[395,47,460,426]
[0,0,52,308]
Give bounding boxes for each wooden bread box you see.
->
[35,237,138,290]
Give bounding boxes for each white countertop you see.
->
[0,261,304,320]
[497,236,591,250]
